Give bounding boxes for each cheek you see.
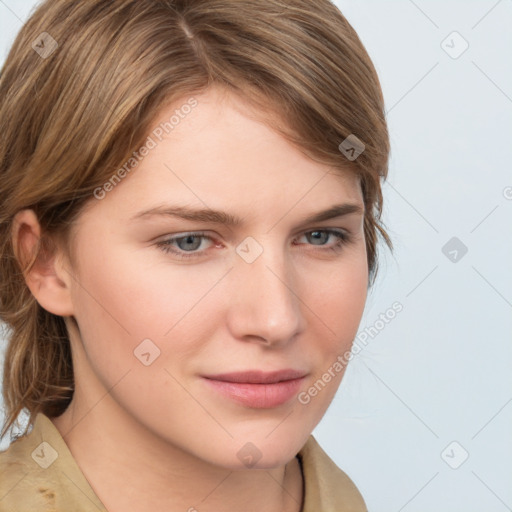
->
[309,245,368,340]
[300,244,368,399]
[329,267,368,340]
[296,257,367,422]
[69,245,226,376]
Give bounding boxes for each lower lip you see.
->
[202,377,305,408]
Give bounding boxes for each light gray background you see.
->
[1,1,511,511]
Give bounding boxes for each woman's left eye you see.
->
[156,228,353,260]
[297,229,351,248]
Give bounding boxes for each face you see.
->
[61,86,368,469]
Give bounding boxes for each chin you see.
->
[211,431,307,470]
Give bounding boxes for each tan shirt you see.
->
[0,413,366,511]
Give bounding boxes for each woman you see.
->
[0,1,392,510]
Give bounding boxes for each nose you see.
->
[226,240,305,347]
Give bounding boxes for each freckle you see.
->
[38,487,47,493]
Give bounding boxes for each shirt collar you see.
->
[1,412,366,511]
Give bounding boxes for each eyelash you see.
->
[155,229,354,260]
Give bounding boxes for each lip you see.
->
[202,369,308,408]
[203,369,307,384]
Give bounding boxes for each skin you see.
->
[13,85,368,512]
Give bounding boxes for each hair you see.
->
[0,0,393,441]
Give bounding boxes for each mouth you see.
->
[201,369,308,408]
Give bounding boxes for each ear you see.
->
[11,209,75,317]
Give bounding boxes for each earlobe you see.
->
[11,209,75,317]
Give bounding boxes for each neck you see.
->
[51,393,304,512]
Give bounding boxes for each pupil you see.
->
[180,235,201,251]
[310,231,326,245]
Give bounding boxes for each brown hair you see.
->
[0,0,392,440]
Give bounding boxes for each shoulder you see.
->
[0,421,56,510]
[298,434,367,512]
[0,413,107,512]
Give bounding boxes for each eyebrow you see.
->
[130,202,364,226]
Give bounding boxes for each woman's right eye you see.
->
[156,232,215,260]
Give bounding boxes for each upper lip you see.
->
[202,369,307,384]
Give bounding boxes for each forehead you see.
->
[78,86,363,230]
[144,86,360,187]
